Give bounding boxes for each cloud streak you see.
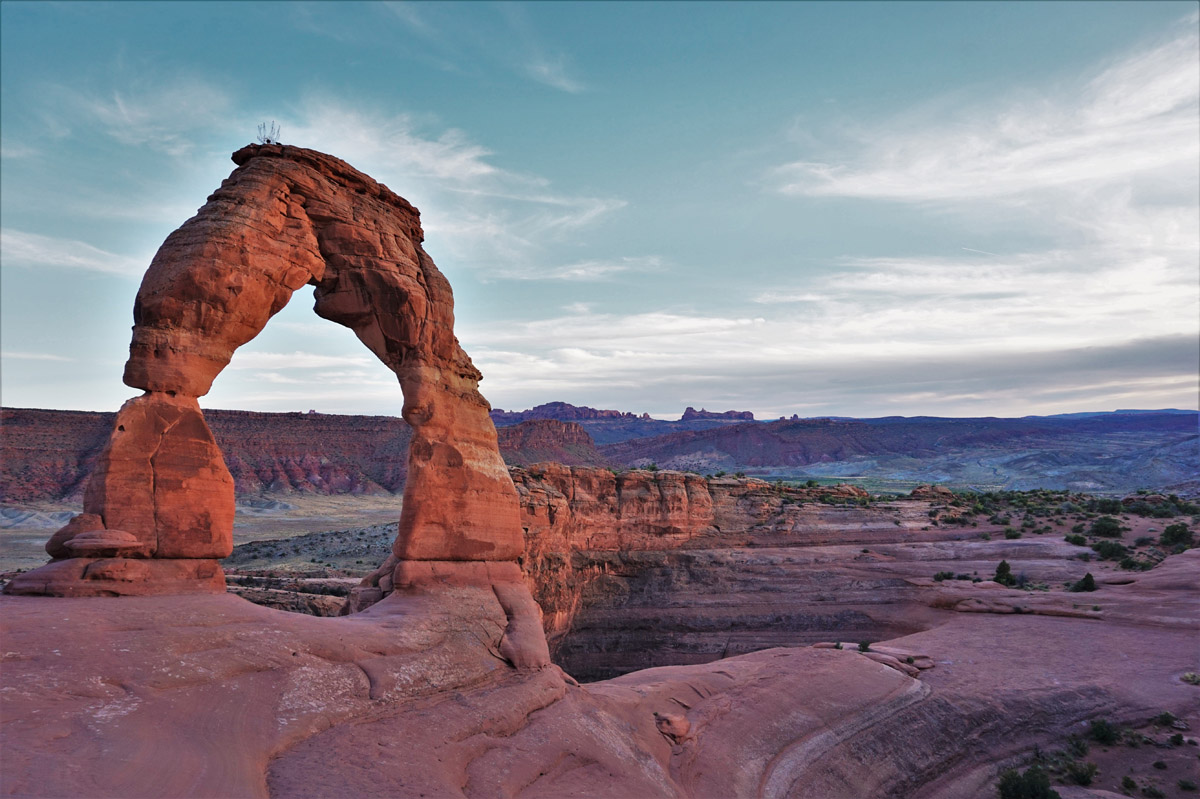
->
[773,19,1198,202]
[1,229,147,276]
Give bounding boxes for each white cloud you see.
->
[0,229,147,276]
[1,351,73,362]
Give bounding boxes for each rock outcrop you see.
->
[6,146,534,638]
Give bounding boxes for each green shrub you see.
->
[857,641,871,653]
[1183,672,1200,685]
[997,766,1060,799]
[933,571,955,581]
[1066,736,1090,757]
[1122,776,1138,791]
[1005,530,1022,540]
[1169,732,1184,746]
[1153,711,1176,726]
[994,560,1017,586]
[1064,760,1097,786]
[1161,523,1193,547]
[1180,779,1198,792]
[1089,719,1119,744]
[1091,540,1127,560]
[1143,787,1165,798]
[1090,516,1123,537]
[833,641,842,650]
[1069,573,1096,592]
[1151,760,1167,769]
[1065,534,1087,546]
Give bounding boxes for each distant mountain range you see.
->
[2,404,1196,500]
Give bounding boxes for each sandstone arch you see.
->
[8,146,532,628]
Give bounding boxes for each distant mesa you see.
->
[680,406,755,421]
[491,401,648,425]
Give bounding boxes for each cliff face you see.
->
[510,464,879,670]
[495,419,607,467]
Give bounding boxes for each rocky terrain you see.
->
[3,143,1197,799]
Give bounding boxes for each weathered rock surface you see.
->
[2,551,1196,798]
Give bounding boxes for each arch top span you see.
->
[9,144,530,602]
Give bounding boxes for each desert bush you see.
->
[1160,523,1193,547]
[1065,534,1087,546]
[1066,736,1090,757]
[1091,540,1127,560]
[1180,779,1197,792]
[1005,529,1022,540]
[1142,787,1165,799]
[1169,732,1184,746]
[857,641,871,653]
[1069,573,1096,592]
[1088,719,1119,744]
[1182,672,1200,685]
[1071,523,1086,533]
[1153,711,1177,726]
[1122,776,1138,791]
[933,571,955,582]
[1090,516,1123,537]
[997,766,1060,799]
[1118,557,1151,571]
[1064,760,1097,786]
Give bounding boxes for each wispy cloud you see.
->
[525,53,585,93]
[497,255,664,281]
[1,351,73,362]
[281,96,625,276]
[772,19,1198,202]
[44,76,233,157]
[1,229,147,276]
[226,351,378,370]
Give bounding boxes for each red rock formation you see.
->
[910,484,955,501]
[8,145,532,618]
[496,419,608,467]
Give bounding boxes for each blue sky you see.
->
[2,1,1197,419]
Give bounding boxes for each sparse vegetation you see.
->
[1088,719,1119,745]
[994,559,1017,586]
[1160,523,1193,547]
[1069,573,1096,592]
[1090,516,1124,537]
[997,765,1060,799]
[1063,760,1097,786]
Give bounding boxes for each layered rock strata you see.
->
[7,146,534,644]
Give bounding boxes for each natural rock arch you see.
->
[8,146,533,632]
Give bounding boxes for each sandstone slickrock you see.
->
[8,144,528,601]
